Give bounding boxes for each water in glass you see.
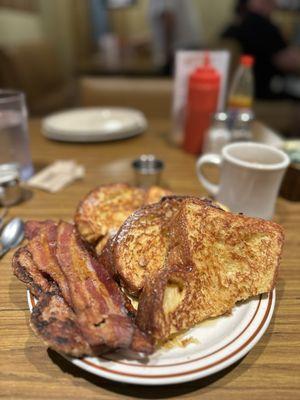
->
[0,91,34,180]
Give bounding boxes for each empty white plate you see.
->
[42,107,147,142]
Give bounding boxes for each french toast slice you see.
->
[75,184,145,245]
[136,198,284,341]
[113,196,186,295]
[144,186,173,204]
[75,183,172,254]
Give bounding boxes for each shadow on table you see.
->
[20,187,34,204]
[32,161,48,173]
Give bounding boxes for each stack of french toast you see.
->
[12,183,284,356]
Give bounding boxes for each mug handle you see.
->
[196,154,221,197]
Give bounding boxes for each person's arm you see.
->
[232,13,300,74]
[273,46,300,73]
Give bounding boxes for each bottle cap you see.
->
[240,55,254,67]
[190,52,220,85]
[236,110,255,123]
[213,112,228,122]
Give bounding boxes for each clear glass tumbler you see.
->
[0,90,34,180]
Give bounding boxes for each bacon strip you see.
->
[12,246,55,298]
[27,222,72,306]
[55,221,135,349]
[12,246,92,356]
[30,292,94,357]
[13,220,153,356]
[25,220,55,240]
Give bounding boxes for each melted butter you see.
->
[121,287,139,310]
[197,317,218,327]
[160,335,199,350]
[157,317,220,350]
[128,295,138,310]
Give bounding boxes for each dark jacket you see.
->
[222,12,287,99]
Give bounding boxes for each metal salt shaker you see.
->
[0,163,22,206]
[203,112,231,154]
[231,111,254,142]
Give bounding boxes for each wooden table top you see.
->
[1,118,299,400]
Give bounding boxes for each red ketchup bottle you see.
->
[183,53,220,154]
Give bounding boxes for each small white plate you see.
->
[42,107,147,142]
[27,290,275,386]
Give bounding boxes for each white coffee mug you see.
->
[196,142,290,219]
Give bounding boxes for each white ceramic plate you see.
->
[27,290,275,386]
[42,107,147,142]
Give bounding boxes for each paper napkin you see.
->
[27,160,85,193]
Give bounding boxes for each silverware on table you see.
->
[0,207,8,230]
[0,217,24,258]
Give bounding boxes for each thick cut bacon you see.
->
[13,247,93,356]
[31,292,94,357]
[55,222,136,349]
[27,222,72,306]
[12,246,56,298]
[25,220,55,240]
[13,220,153,356]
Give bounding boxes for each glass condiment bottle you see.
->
[231,111,254,142]
[228,55,254,113]
[203,112,231,154]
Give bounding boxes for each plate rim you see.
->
[27,289,275,385]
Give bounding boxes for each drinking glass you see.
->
[0,90,34,180]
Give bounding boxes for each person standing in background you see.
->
[89,0,110,45]
[222,0,300,100]
[148,0,204,75]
